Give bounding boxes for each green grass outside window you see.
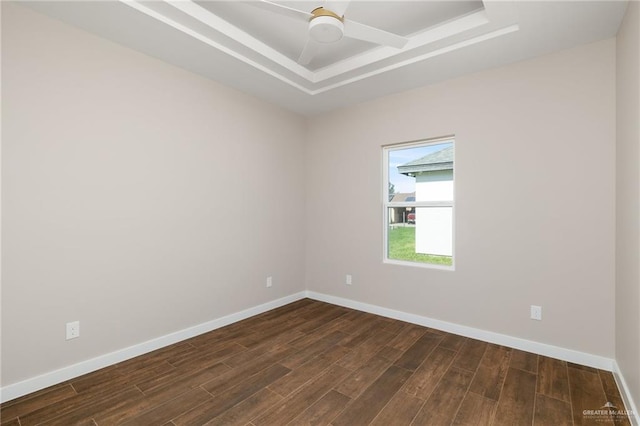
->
[388,226,452,266]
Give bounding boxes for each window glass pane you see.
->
[387,142,453,201]
[385,139,454,268]
[387,207,452,266]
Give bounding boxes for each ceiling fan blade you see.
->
[249,0,313,22]
[298,38,320,65]
[323,0,351,17]
[343,19,408,49]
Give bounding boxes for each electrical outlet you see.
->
[530,305,542,321]
[66,321,80,340]
[266,276,273,288]
[346,274,352,285]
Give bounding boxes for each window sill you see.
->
[383,258,455,271]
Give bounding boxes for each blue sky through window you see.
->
[388,141,452,194]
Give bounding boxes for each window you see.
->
[383,138,454,269]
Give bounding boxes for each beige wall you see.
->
[1,3,306,386]
[616,0,640,409]
[0,0,625,394]
[306,39,616,357]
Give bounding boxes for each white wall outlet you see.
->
[266,276,273,288]
[66,321,80,340]
[346,274,352,285]
[530,305,542,321]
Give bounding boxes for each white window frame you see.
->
[382,137,455,270]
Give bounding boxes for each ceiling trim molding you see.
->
[311,24,520,95]
[165,0,314,80]
[313,9,492,81]
[119,0,313,93]
[120,0,521,96]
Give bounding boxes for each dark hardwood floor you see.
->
[0,299,632,425]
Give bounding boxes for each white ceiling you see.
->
[23,1,628,116]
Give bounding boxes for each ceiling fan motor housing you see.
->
[309,15,344,43]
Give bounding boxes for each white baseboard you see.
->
[306,291,615,371]
[613,361,640,426]
[4,289,636,422]
[307,290,640,422]
[0,291,307,404]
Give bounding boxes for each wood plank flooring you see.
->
[1,299,632,425]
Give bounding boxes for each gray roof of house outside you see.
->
[398,146,453,176]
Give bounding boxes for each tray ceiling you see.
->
[21,1,628,115]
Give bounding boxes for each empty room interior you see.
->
[1,0,639,425]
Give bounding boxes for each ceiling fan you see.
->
[250,0,409,65]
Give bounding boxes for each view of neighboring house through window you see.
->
[384,138,454,268]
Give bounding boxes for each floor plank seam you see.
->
[531,369,540,426]
[407,396,427,426]
[489,348,513,425]
[566,361,578,426]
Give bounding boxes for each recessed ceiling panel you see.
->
[345,1,484,35]
[196,1,484,69]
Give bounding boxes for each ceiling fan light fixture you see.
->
[309,16,344,43]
